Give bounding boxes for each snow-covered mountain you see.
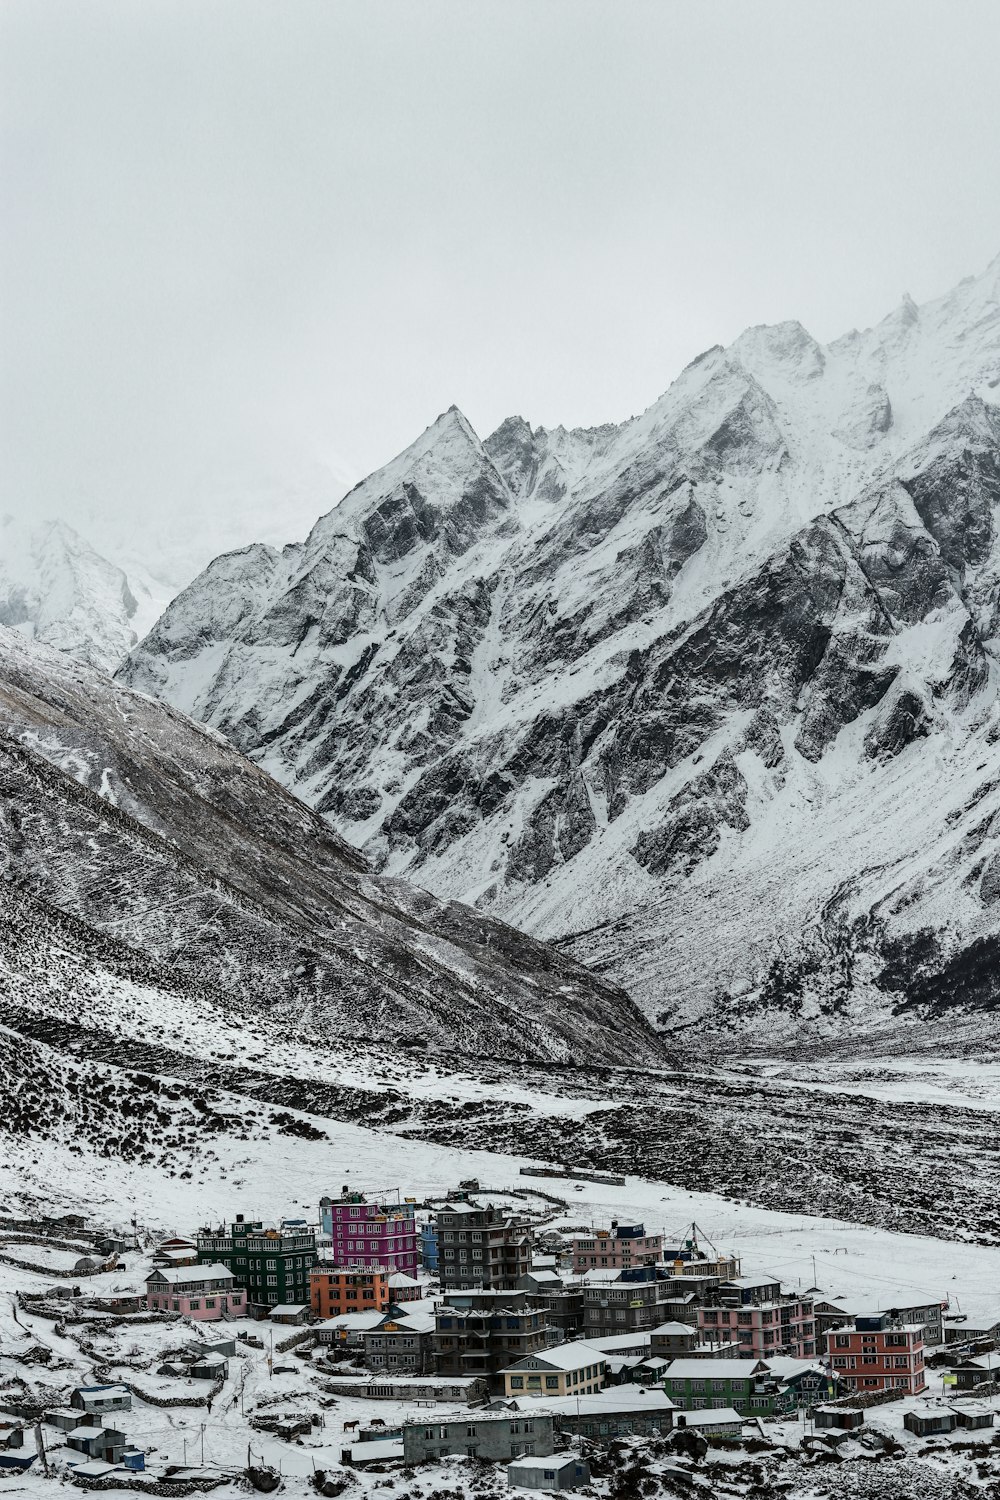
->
[0,516,144,671]
[0,626,653,1067]
[121,255,1000,1047]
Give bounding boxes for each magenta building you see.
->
[320,1190,419,1275]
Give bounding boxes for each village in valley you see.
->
[2,1179,999,1500]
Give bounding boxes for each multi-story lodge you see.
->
[500,1341,608,1399]
[320,1189,419,1275]
[196,1215,316,1313]
[363,1306,436,1374]
[570,1223,663,1274]
[310,1265,389,1320]
[435,1290,554,1387]
[581,1267,678,1338]
[145,1264,246,1321]
[827,1314,927,1395]
[436,1202,532,1291]
[664,1357,796,1417]
[698,1278,816,1359]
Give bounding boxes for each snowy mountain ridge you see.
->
[0,515,144,672]
[120,254,1000,1046]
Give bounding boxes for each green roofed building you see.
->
[664,1357,795,1417]
[196,1214,316,1314]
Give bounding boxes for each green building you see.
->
[196,1215,316,1313]
[664,1358,795,1417]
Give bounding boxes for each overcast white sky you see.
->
[2,0,999,564]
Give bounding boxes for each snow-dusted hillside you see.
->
[121,255,1000,1045]
[0,627,655,1066]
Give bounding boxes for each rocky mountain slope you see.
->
[120,255,1000,1047]
[0,627,653,1067]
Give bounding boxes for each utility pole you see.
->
[33,1422,49,1478]
[200,1423,206,1466]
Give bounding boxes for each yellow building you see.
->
[500,1341,607,1399]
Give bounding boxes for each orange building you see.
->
[310,1265,389,1320]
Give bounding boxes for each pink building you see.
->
[571,1222,662,1274]
[699,1294,816,1359]
[320,1190,419,1275]
[145,1263,246,1321]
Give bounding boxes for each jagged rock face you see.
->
[0,628,655,1066]
[121,255,1000,1045]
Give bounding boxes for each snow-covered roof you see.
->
[317,1310,385,1331]
[377,1307,435,1333]
[764,1358,831,1379]
[387,1272,419,1286]
[677,1406,743,1428]
[664,1359,765,1379]
[650,1321,697,1336]
[269,1305,309,1317]
[503,1340,606,1373]
[146,1263,233,1286]
[510,1387,675,1417]
[584,1333,651,1353]
[347,1439,403,1464]
[507,1454,580,1472]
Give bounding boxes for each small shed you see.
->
[189,1353,229,1381]
[71,1385,132,1414]
[67,1460,119,1482]
[343,1438,404,1466]
[271,1304,310,1325]
[47,1410,87,1434]
[951,1404,995,1431]
[191,1337,237,1359]
[904,1408,957,1437]
[67,1427,129,1463]
[0,1454,36,1474]
[73,1256,104,1276]
[508,1454,591,1492]
[814,1406,865,1432]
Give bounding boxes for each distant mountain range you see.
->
[6,255,1000,1055]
